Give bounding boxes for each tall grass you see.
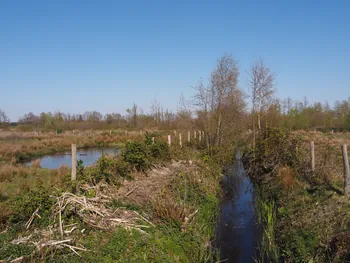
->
[255,190,280,263]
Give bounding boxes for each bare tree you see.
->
[210,54,240,147]
[0,109,9,123]
[19,112,39,124]
[249,58,275,133]
[132,103,138,128]
[193,54,244,151]
[151,99,162,125]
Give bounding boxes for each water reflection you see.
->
[215,152,261,263]
[26,148,120,169]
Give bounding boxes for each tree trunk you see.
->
[216,112,222,147]
[257,110,261,132]
[253,117,256,150]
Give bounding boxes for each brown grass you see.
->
[0,164,27,183]
[30,159,41,168]
[152,194,188,223]
[292,131,350,185]
[276,166,296,191]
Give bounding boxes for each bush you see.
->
[246,128,301,183]
[149,140,170,161]
[115,158,132,178]
[10,186,55,225]
[122,141,150,172]
[75,154,132,187]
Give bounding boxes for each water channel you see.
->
[215,151,261,262]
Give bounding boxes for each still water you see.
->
[215,151,261,263]
[26,147,120,169]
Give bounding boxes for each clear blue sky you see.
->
[1,0,349,121]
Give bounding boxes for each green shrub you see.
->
[80,154,132,186]
[10,186,55,225]
[115,158,132,178]
[122,141,150,172]
[0,231,34,260]
[149,140,170,161]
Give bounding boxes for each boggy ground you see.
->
[0,137,221,263]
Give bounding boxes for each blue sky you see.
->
[0,1,349,121]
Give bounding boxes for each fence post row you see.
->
[310,141,315,171]
[342,145,350,195]
[168,135,171,146]
[71,144,77,181]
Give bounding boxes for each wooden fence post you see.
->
[310,141,315,171]
[188,131,190,143]
[199,130,202,141]
[168,135,171,146]
[71,144,77,181]
[152,137,155,144]
[194,130,196,140]
[342,145,350,195]
[179,133,182,147]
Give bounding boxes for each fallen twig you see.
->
[125,185,139,196]
[11,235,32,245]
[133,211,155,227]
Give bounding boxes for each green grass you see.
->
[255,188,280,263]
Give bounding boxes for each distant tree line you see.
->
[0,101,194,131]
[0,55,349,134]
[261,97,350,131]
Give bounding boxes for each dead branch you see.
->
[11,235,32,245]
[25,207,40,229]
[133,211,155,227]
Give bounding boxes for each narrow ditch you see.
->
[214,151,262,262]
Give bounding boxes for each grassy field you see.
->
[0,133,222,262]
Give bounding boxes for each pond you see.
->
[214,151,261,263]
[26,147,121,169]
